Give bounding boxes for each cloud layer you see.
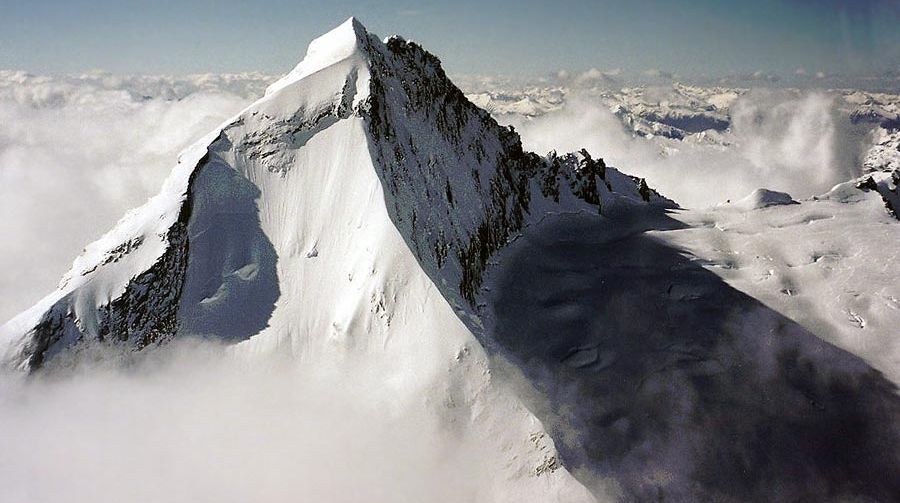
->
[0,70,890,503]
[0,339,493,503]
[0,72,272,322]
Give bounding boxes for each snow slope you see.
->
[0,18,674,501]
[662,184,900,384]
[462,76,900,500]
[475,188,900,501]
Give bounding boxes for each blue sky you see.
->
[1,0,898,78]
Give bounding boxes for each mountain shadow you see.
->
[488,209,900,502]
[177,154,279,341]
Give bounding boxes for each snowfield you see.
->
[660,187,900,384]
[1,16,900,503]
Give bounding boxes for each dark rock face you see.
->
[363,36,660,305]
[18,137,283,368]
[856,176,880,192]
[850,108,900,130]
[365,36,544,306]
[856,174,900,220]
[22,167,197,369]
[94,220,189,349]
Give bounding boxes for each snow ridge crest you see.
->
[265,17,372,96]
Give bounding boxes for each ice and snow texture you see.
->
[481,209,900,501]
[470,76,900,500]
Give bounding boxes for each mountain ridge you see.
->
[0,18,679,501]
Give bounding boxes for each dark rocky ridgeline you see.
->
[365,35,539,306]
[850,108,900,130]
[362,35,667,305]
[16,159,201,370]
[856,173,900,220]
[94,220,189,349]
[20,223,187,370]
[13,130,282,370]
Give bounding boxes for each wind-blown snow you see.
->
[502,89,868,207]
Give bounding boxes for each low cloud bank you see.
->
[0,339,493,503]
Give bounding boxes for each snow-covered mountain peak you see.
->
[0,20,681,501]
[1,17,671,374]
[265,17,372,96]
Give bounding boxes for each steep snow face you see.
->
[264,18,369,97]
[0,19,375,369]
[0,17,682,501]
[0,129,212,369]
[462,77,900,499]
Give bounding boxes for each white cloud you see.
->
[0,72,273,323]
[0,339,494,503]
